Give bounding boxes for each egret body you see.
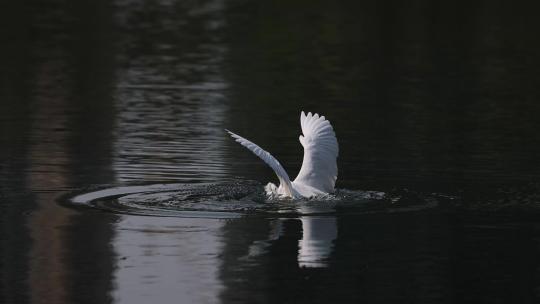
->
[227,111,338,198]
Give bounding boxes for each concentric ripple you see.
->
[65,180,446,218]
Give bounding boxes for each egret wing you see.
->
[294,111,338,192]
[226,130,294,196]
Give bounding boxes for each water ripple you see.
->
[65,180,446,219]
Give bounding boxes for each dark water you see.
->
[2,0,540,303]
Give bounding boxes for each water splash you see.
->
[64,180,447,218]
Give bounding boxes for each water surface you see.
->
[2,1,540,303]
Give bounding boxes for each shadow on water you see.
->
[2,0,540,304]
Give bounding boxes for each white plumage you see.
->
[227,111,338,198]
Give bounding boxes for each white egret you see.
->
[227,111,338,198]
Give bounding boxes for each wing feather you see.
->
[226,130,294,196]
[294,111,339,192]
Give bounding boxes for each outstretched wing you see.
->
[226,130,294,197]
[294,111,338,192]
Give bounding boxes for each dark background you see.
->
[2,0,540,303]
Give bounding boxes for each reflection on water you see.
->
[298,216,337,268]
[2,0,540,304]
[242,216,338,269]
[0,1,117,304]
[110,1,229,303]
[112,217,224,304]
[112,0,229,183]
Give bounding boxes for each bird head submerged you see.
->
[227,111,338,199]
